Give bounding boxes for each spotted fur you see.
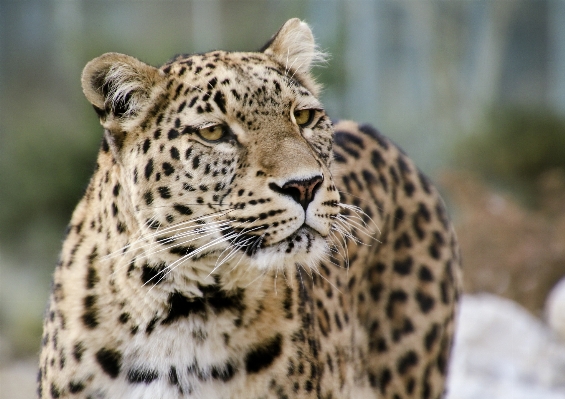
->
[39,19,461,399]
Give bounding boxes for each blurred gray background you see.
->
[1,1,565,398]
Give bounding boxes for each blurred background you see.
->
[1,1,565,398]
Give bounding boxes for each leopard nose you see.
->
[269,175,323,211]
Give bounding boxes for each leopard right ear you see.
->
[81,52,163,120]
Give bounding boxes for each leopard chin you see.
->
[245,226,330,271]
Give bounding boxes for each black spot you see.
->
[146,316,159,335]
[416,290,435,313]
[95,347,122,378]
[158,186,171,199]
[168,129,179,140]
[371,149,386,169]
[68,381,85,393]
[333,151,347,163]
[419,265,434,282]
[143,138,151,154]
[127,368,159,384]
[86,266,99,289]
[169,366,180,386]
[144,191,154,206]
[245,333,283,374]
[162,292,202,324]
[145,159,154,180]
[119,312,130,324]
[113,183,121,197]
[334,131,363,158]
[82,295,99,329]
[213,90,227,114]
[192,155,200,169]
[397,351,419,375]
[379,368,392,395]
[170,146,180,160]
[50,383,61,398]
[369,283,383,302]
[425,323,440,352]
[397,156,411,173]
[163,162,175,176]
[394,232,412,250]
[210,362,237,382]
[173,204,193,215]
[141,263,166,285]
[169,245,196,256]
[393,257,413,275]
[73,342,84,361]
[358,123,389,149]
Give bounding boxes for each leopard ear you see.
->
[261,19,326,93]
[81,52,163,120]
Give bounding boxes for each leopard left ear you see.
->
[261,18,326,94]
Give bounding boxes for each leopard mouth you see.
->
[222,223,320,257]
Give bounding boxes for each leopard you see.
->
[38,18,461,399]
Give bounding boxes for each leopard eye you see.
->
[293,109,314,127]
[197,125,225,142]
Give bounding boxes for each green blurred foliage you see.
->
[454,107,565,203]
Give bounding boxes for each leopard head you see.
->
[81,19,342,274]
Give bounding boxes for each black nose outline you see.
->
[269,175,323,211]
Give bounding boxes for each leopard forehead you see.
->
[154,51,322,132]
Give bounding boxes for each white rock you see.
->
[446,293,565,399]
[546,277,565,342]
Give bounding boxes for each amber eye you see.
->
[197,125,225,142]
[293,109,314,127]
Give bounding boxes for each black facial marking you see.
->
[143,138,151,154]
[144,159,154,180]
[213,90,227,114]
[158,186,172,199]
[245,333,283,374]
[144,190,154,206]
[173,204,193,215]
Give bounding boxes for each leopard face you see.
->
[82,22,340,274]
